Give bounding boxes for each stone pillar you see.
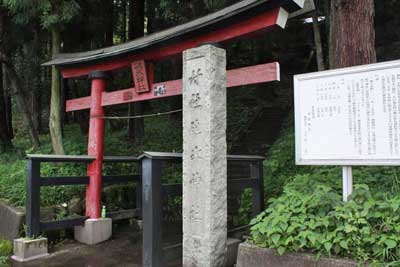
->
[182,44,227,267]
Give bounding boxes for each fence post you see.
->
[26,158,41,238]
[142,158,163,267]
[251,160,264,217]
[136,164,143,219]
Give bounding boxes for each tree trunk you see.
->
[49,28,65,154]
[71,79,89,135]
[127,0,145,142]
[32,27,42,133]
[5,94,12,138]
[189,0,209,17]
[0,8,39,148]
[121,0,127,42]
[4,63,40,148]
[329,0,376,69]
[312,11,325,71]
[2,63,13,139]
[146,0,159,34]
[0,63,13,152]
[128,0,144,39]
[104,0,114,46]
[31,90,42,133]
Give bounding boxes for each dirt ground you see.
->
[11,222,182,267]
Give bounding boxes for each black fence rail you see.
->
[138,151,264,267]
[26,151,264,267]
[26,154,139,238]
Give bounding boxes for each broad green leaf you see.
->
[339,240,348,250]
[384,239,397,249]
[277,247,285,256]
[271,234,281,246]
[324,242,333,252]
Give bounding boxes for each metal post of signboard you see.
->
[342,166,353,202]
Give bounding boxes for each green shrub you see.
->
[0,239,12,267]
[263,127,311,198]
[263,124,400,200]
[238,123,400,227]
[245,122,400,265]
[0,256,8,267]
[0,240,11,257]
[249,176,400,265]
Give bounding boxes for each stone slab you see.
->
[224,238,241,267]
[182,44,227,266]
[74,218,112,245]
[0,200,24,241]
[11,237,49,262]
[236,243,359,267]
[163,238,241,266]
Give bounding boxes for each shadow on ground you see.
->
[11,221,182,267]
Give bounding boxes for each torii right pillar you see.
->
[182,44,227,267]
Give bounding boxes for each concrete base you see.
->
[236,243,358,267]
[224,238,242,267]
[0,200,25,241]
[11,237,49,262]
[74,218,112,245]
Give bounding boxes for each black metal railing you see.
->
[138,152,265,267]
[26,154,139,238]
[26,151,265,267]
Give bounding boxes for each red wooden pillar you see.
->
[86,71,108,218]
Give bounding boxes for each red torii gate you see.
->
[44,0,304,219]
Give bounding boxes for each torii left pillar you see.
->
[74,71,112,245]
[86,71,107,218]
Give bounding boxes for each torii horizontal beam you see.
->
[66,62,279,112]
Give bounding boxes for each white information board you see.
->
[294,60,400,166]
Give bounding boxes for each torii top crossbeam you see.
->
[44,0,304,78]
[42,0,305,219]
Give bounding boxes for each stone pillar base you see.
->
[74,218,112,245]
[11,237,49,262]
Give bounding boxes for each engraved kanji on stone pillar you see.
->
[182,44,227,267]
